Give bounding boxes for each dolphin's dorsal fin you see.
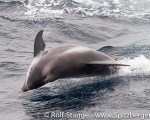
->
[34,30,45,57]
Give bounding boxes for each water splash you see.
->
[118,55,150,75]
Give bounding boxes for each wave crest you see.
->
[22,0,150,22]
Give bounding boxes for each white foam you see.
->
[74,0,95,6]
[113,0,120,4]
[23,0,64,19]
[118,55,150,75]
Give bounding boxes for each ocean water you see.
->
[1,0,150,120]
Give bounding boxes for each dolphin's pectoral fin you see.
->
[88,61,130,66]
[34,30,46,57]
[44,74,57,83]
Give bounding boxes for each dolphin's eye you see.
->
[43,76,47,79]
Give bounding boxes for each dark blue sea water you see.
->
[1,0,150,120]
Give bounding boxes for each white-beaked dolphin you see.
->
[22,30,129,92]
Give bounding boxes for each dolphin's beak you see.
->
[22,80,29,92]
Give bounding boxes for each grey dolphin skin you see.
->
[22,30,129,92]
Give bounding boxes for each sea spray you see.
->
[118,55,150,75]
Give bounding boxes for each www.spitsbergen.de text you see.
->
[42,111,150,119]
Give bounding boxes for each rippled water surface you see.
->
[1,0,150,120]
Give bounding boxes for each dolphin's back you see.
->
[47,45,117,64]
[40,45,121,79]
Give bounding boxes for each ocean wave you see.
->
[0,0,150,23]
[21,0,150,22]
